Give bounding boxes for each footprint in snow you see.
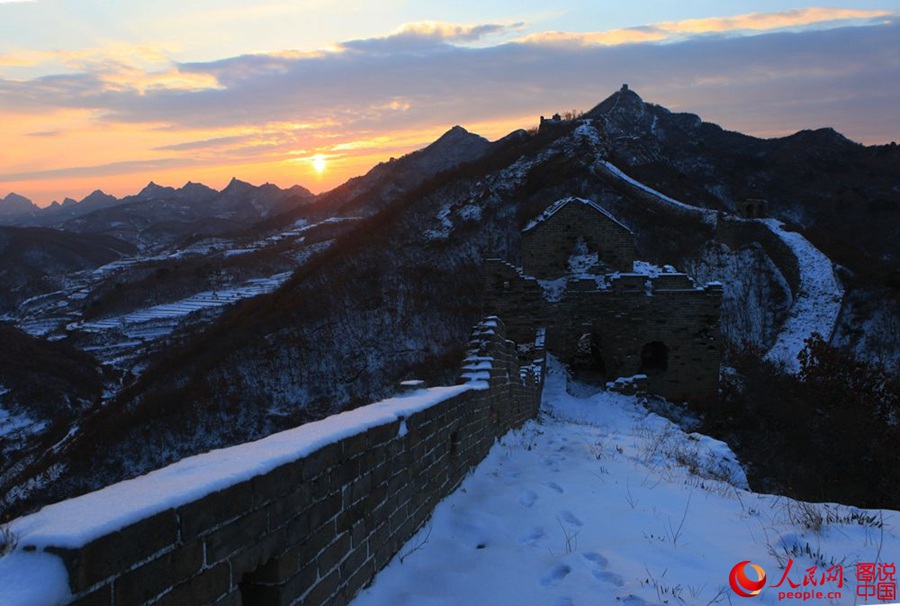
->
[547,481,564,494]
[519,526,544,546]
[581,552,623,587]
[519,490,538,507]
[581,552,608,567]
[558,510,582,526]
[540,564,572,587]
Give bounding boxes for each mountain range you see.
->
[1,86,898,519]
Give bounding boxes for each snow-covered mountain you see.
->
[0,179,315,250]
[1,88,898,523]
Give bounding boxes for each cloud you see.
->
[153,134,258,152]
[391,21,516,43]
[2,11,899,199]
[517,8,892,47]
[0,158,193,181]
[654,7,892,35]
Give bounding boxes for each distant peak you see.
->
[3,192,33,205]
[81,189,117,204]
[585,86,646,119]
[179,181,217,193]
[432,125,475,143]
[220,178,255,196]
[137,181,176,200]
[0,192,38,215]
[225,177,253,189]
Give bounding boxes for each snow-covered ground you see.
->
[75,272,292,336]
[760,219,844,373]
[353,359,900,606]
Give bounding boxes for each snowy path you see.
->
[353,360,899,606]
[759,219,844,372]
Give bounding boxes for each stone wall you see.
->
[6,317,544,606]
[522,198,635,277]
[716,217,800,298]
[484,260,722,403]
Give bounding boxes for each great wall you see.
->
[0,156,845,604]
[2,318,544,606]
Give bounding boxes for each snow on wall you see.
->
[598,160,714,218]
[0,316,546,606]
[10,385,474,552]
[759,219,844,372]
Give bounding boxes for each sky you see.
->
[0,1,898,206]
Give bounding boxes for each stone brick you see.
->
[317,532,351,576]
[153,562,231,606]
[205,508,269,564]
[302,569,340,606]
[298,519,336,562]
[114,541,203,605]
[342,557,376,599]
[267,483,312,533]
[308,491,341,532]
[241,546,300,585]
[280,559,318,603]
[302,442,341,479]
[341,431,369,458]
[337,501,366,534]
[339,544,368,581]
[366,422,399,449]
[228,530,289,581]
[48,509,178,594]
[179,483,254,541]
[252,460,304,505]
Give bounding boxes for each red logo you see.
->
[730,561,767,598]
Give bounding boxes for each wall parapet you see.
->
[1,317,545,606]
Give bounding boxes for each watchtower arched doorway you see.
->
[570,332,607,384]
[639,341,668,374]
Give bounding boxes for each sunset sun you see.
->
[312,154,327,175]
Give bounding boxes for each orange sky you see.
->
[1,4,897,206]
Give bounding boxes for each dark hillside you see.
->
[0,226,135,312]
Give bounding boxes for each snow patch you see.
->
[760,219,844,372]
[10,385,474,551]
[353,358,897,606]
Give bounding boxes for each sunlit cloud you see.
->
[389,21,523,43]
[26,130,60,137]
[518,29,666,47]
[153,135,259,152]
[517,7,893,46]
[1,9,898,206]
[655,7,892,34]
